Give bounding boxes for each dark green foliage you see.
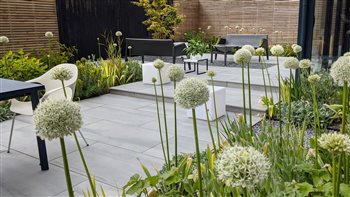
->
[0,102,14,122]
[125,59,142,82]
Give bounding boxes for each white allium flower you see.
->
[153,59,165,70]
[0,36,9,44]
[270,44,284,56]
[235,25,240,29]
[292,44,302,53]
[115,31,122,37]
[255,47,265,56]
[299,59,311,69]
[207,70,216,78]
[174,78,209,109]
[215,145,271,188]
[330,56,350,81]
[234,49,252,64]
[283,57,299,69]
[45,31,53,38]
[51,67,73,81]
[167,64,184,81]
[33,99,82,140]
[242,45,255,55]
[344,52,350,57]
[308,74,321,84]
[151,77,157,83]
[224,26,229,29]
[318,133,350,155]
[128,45,132,49]
[207,26,212,30]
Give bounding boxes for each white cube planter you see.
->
[142,62,171,85]
[187,86,226,121]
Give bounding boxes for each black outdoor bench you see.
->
[125,38,187,64]
[211,34,269,66]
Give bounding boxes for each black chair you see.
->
[125,38,187,63]
[211,34,269,66]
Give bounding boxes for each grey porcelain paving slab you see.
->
[54,180,120,197]
[51,142,163,187]
[0,125,96,162]
[0,118,31,134]
[78,100,103,112]
[86,94,154,110]
[0,151,86,197]
[82,120,166,153]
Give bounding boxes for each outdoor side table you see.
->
[187,86,226,121]
[183,58,208,75]
[0,78,49,171]
[142,62,171,85]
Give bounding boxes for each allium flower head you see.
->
[207,70,216,78]
[299,59,311,69]
[45,31,53,38]
[242,45,255,55]
[215,145,271,188]
[318,133,350,155]
[115,31,122,37]
[283,57,299,69]
[330,56,350,81]
[167,64,184,81]
[270,44,284,56]
[33,99,82,140]
[234,49,252,64]
[344,52,350,57]
[0,36,9,44]
[153,59,165,70]
[151,77,157,83]
[255,47,265,56]
[51,67,73,81]
[292,44,302,53]
[207,26,212,30]
[128,45,132,49]
[308,74,321,84]
[174,78,209,109]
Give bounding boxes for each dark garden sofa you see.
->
[125,38,187,63]
[211,34,269,66]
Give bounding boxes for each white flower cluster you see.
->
[115,31,123,37]
[242,45,255,55]
[318,133,350,155]
[153,59,165,70]
[283,57,299,69]
[292,44,302,54]
[270,45,284,56]
[330,56,350,81]
[33,99,82,140]
[51,67,73,81]
[174,78,209,109]
[207,70,216,78]
[215,145,271,188]
[344,52,350,57]
[234,49,252,64]
[299,59,311,69]
[0,36,9,44]
[167,64,184,81]
[308,74,321,84]
[45,31,53,38]
[255,47,265,56]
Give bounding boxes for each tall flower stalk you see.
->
[207,70,221,146]
[51,67,96,197]
[167,65,184,167]
[154,59,170,168]
[152,77,168,166]
[283,57,299,126]
[204,103,217,155]
[308,74,321,168]
[174,78,209,197]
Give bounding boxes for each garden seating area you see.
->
[1,0,350,197]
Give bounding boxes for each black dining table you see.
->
[0,78,49,170]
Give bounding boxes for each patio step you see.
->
[110,81,278,115]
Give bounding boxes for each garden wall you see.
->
[175,0,300,44]
[0,0,59,54]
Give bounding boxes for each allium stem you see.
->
[261,56,273,98]
[276,56,282,145]
[241,63,247,123]
[61,81,67,98]
[333,156,337,197]
[191,109,203,197]
[211,77,220,146]
[158,70,170,168]
[204,103,217,155]
[259,56,268,99]
[60,137,74,197]
[311,85,319,168]
[288,69,292,125]
[247,62,253,136]
[174,80,178,167]
[341,81,348,134]
[153,82,168,166]
[73,132,96,197]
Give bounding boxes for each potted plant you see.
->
[185,39,209,60]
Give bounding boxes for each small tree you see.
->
[133,0,182,39]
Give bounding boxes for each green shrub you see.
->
[125,59,142,82]
[0,101,14,122]
[0,49,46,81]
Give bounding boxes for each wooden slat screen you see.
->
[0,0,59,54]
